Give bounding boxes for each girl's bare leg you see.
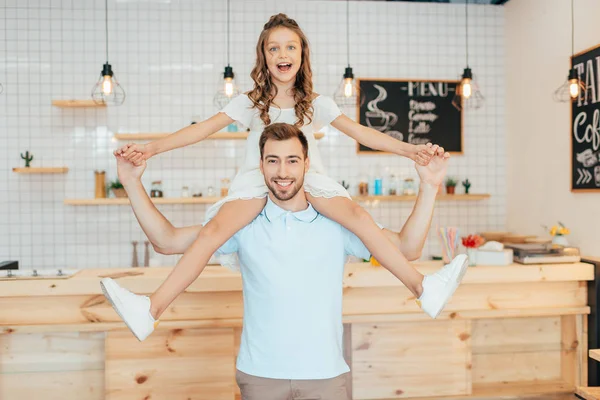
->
[307,194,424,297]
[149,197,267,319]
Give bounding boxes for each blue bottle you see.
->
[373,164,383,195]
[374,178,382,195]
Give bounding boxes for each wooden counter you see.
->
[0,261,594,400]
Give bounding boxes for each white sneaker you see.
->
[100,277,158,341]
[417,254,469,319]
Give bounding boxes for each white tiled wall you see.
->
[0,0,506,270]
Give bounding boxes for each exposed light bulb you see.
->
[102,75,113,95]
[462,79,472,99]
[344,78,353,98]
[569,79,580,99]
[224,77,234,97]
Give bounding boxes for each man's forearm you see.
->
[397,183,438,258]
[123,180,176,250]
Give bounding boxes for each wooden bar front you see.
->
[0,261,593,399]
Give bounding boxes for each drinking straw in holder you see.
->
[437,226,459,263]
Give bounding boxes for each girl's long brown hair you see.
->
[248,13,314,128]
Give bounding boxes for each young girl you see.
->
[101,14,468,341]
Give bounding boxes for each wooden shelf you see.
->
[590,349,600,362]
[577,386,600,400]
[64,194,490,206]
[354,194,490,202]
[64,197,222,206]
[113,132,325,141]
[52,100,105,108]
[13,167,69,174]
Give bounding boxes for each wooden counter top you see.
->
[0,261,594,298]
[1,260,594,400]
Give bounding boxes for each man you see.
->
[101,123,466,400]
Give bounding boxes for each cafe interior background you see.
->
[3,1,600,400]
[0,0,598,270]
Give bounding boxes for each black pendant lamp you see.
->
[91,0,125,105]
[553,0,585,102]
[334,0,362,108]
[214,0,240,108]
[452,0,484,111]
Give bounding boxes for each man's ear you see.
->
[259,158,264,174]
[304,156,310,173]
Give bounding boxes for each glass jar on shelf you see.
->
[181,186,190,198]
[220,178,231,197]
[150,181,163,198]
[403,178,416,195]
[358,176,369,196]
[206,186,215,197]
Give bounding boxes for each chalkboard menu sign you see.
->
[572,43,600,191]
[356,79,463,154]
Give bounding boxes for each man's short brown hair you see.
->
[259,123,309,160]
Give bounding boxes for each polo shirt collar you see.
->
[262,196,318,223]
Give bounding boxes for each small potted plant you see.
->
[445,176,458,194]
[21,151,34,167]
[544,221,570,246]
[108,178,127,198]
[461,234,485,266]
[462,178,471,194]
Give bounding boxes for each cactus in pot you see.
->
[462,178,471,194]
[21,151,34,167]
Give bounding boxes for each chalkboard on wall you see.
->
[571,43,600,191]
[356,79,463,154]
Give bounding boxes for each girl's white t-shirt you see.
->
[221,94,342,175]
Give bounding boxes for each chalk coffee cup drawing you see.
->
[365,84,398,132]
[595,166,600,186]
[576,149,599,168]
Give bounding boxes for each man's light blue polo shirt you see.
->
[217,196,370,380]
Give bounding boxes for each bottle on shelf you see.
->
[227,122,238,132]
[381,166,391,195]
[389,173,398,195]
[94,171,106,199]
[373,164,383,196]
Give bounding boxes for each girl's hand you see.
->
[413,143,436,166]
[115,143,153,166]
